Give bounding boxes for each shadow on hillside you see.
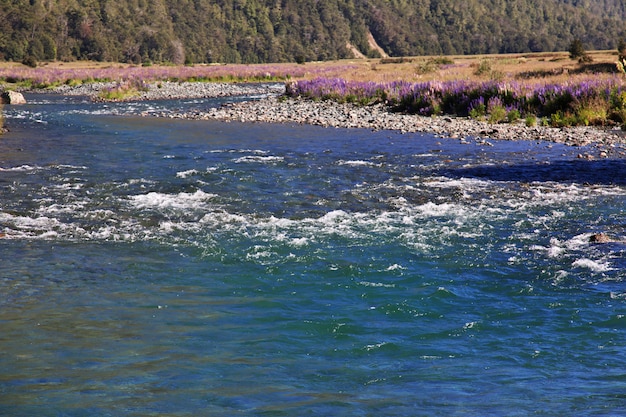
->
[441,158,626,186]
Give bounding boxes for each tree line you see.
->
[1,0,625,65]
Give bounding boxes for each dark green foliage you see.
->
[569,38,592,62]
[21,55,37,68]
[1,0,626,64]
[619,39,626,61]
[617,39,626,73]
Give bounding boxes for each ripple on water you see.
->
[1,98,626,415]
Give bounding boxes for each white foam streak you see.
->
[37,202,87,215]
[359,281,396,288]
[129,190,217,210]
[416,201,466,218]
[386,264,405,271]
[176,169,200,178]
[0,212,76,239]
[425,177,491,190]
[199,211,249,228]
[0,165,41,172]
[572,258,614,273]
[233,155,284,164]
[317,210,349,223]
[337,160,379,167]
[209,149,269,155]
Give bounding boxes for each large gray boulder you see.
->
[1,91,26,104]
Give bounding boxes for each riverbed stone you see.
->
[1,91,26,104]
[588,233,626,243]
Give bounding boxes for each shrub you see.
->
[487,97,507,123]
[416,60,438,75]
[489,70,505,82]
[431,56,454,65]
[619,39,626,59]
[474,59,492,76]
[569,39,586,60]
[98,79,148,101]
[550,110,577,127]
[507,109,521,123]
[21,55,37,68]
[617,40,626,73]
[573,96,608,125]
[66,78,83,87]
[609,90,626,124]
[99,86,138,101]
[488,105,507,123]
[525,115,537,127]
[417,57,455,75]
[575,105,607,125]
[468,96,486,119]
[569,38,592,63]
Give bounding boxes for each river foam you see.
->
[2,95,626,416]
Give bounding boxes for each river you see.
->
[1,93,625,416]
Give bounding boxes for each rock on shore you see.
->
[1,90,26,104]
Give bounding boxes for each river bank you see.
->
[49,80,284,100]
[40,81,626,157]
[175,96,626,153]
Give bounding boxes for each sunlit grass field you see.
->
[0,50,620,85]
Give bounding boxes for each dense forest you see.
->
[1,0,625,64]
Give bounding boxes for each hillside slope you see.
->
[0,0,624,64]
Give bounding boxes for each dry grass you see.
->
[1,51,625,129]
[0,50,621,86]
[288,50,621,84]
[285,51,626,127]
[0,51,617,88]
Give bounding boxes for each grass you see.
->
[282,50,626,128]
[97,80,149,101]
[0,50,612,86]
[1,50,625,127]
[287,74,626,127]
[0,61,358,88]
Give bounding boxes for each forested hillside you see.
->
[1,0,625,64]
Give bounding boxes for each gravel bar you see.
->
[180,96,626,157]
[49,81,284,100]
[46,81,626,157]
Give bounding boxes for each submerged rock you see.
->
[589,233,625,243]
[1,91,26,104]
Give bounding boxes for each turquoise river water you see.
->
[1,93,626,416]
